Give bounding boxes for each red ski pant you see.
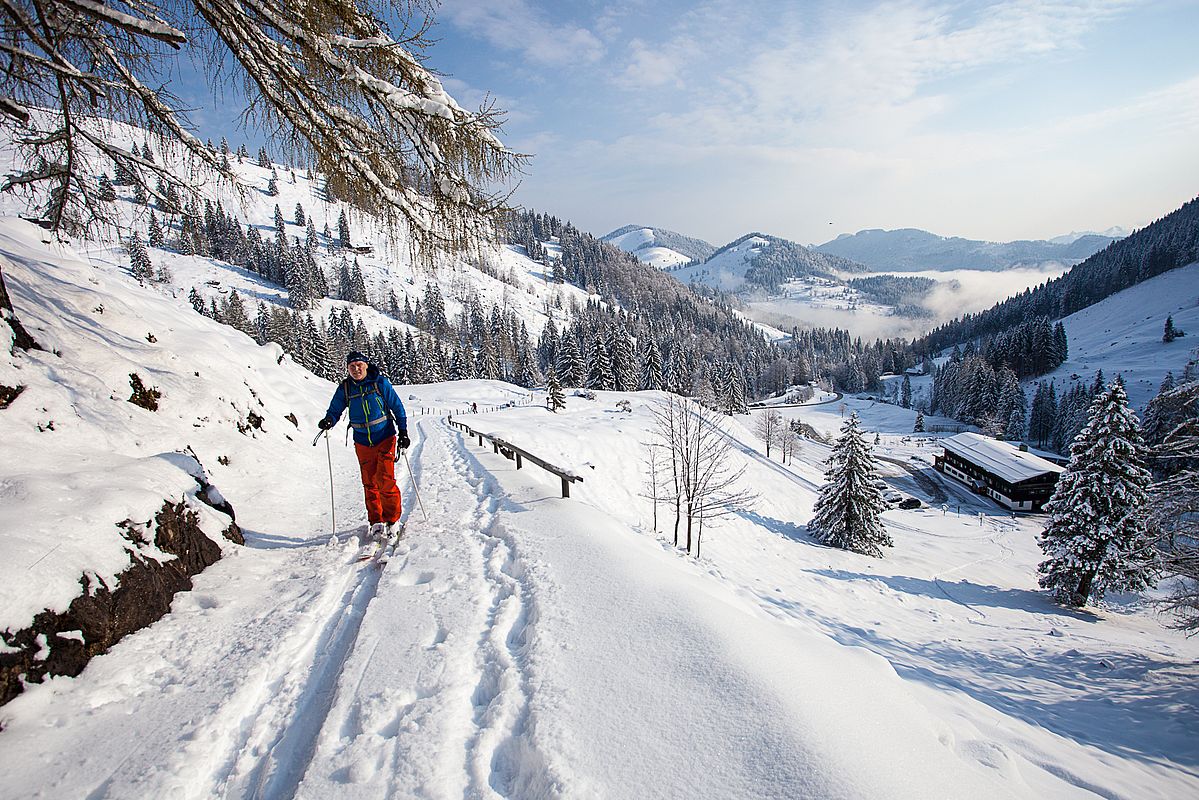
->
[354,435,402,524]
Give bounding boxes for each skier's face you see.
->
[348,360,367,380]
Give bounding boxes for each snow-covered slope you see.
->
[600,224,715,270]
[1038,260,1199,411]
[671,233,772,290]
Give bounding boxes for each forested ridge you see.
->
[916,196,1199,356]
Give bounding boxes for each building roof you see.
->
[941,433,1065,485]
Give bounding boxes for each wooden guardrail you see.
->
[447,417,584,498]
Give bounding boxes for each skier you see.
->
[318,351,410,539]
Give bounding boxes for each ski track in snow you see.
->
[444,430,545,799]
[270,416,556,800]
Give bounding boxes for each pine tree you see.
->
[188,287,205,314]
[338,209,351,248]
[147,212,164,248]
[900,374,912,409]
[223,290,253,336]
[809,413,892,557]
[349,259,369,305]
[1037,382,1158,606]
[128,231,152,282]
[294,203,306,227]
[306,219,319,252]
[641,339,665,391]
[608,326,636,391]
[1164,315,1179,343]
[913,410,925,433]
[556,334,584,386]
[547,366,566,412]
[267,168,279,196]
[98,173,116,201]
[274,204,286,241]
[586,335,614,390]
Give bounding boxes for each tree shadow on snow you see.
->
[739,511,822,547]
[812,569,1092,618]
[793,570,1199,769]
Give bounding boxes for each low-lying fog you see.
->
[745,265,1070,341]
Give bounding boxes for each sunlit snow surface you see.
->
[1,147,1197,796]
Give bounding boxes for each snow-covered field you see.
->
[2,215,1197,798]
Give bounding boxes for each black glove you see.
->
[398,430,411,450]
[318,417,335,430]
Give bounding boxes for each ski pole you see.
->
[313,429,336,537]
[402,447,428,522]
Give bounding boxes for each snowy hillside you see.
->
[816,228,1118,272]
[1039,260,1199,411]
[671,233,772,290]
[599,224,715,270]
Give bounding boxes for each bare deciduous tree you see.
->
[650,394,756,557]
[754,408,784,460]
[779,425,801,465]
[1148,381,1199,632]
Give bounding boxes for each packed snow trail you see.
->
[279,415,1020,799]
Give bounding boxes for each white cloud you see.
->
[440,0,605,67]
[616,38,698,89]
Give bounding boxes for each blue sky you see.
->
[189,0,1199,247]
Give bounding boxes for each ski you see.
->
[376,521,407,568]
[353,521,406,565]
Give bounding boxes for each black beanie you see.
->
[346,350,368,365]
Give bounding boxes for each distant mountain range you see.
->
[603,224,1126,278]
[814,228,1121,272]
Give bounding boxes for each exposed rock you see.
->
[0,383,24,409]
[0,498,238,709]
[128,372,161,411]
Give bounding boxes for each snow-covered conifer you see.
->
[1037,381,1158,607]
[586,335,614,391]
[809,413,891,557]
[1164,315,1179,343]
[641,339,665,391]
[556,333,584,387]
[547,366,566,412]
[147,212,164,248]
[128,232,152,282]
[98,174,116,202]
[338,210,351,249]
[913,410,925,433]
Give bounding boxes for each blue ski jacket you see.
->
[323,364,408,447]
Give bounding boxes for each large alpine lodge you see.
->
[934,432,1065,512]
